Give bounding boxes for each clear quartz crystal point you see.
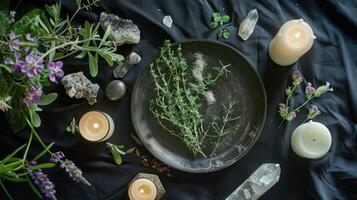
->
[238,9,259,41]
[225,163,281,200]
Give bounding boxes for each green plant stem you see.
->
[37,38,103,61]
[278,85,298,128]
[22,132,33,164]
[293,97,314,112]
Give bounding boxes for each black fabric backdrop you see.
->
[1,0,357,199]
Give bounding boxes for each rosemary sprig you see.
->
[150,40,239,157]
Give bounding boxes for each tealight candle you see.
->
[291,121,332,159]
[79,111,114,142]
[269,19,316,66]
[128,178,157,200]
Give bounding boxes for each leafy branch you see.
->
[150,40,239,157]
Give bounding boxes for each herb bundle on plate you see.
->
[150,40,240,157]
[0,0,124,199]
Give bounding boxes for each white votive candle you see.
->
[128,178,157,200]
[291,121,332,159]
[269,19,316,66]
[79,111,114,142]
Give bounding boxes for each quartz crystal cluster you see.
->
[61,72,99,105]
[100,12,140,46]
[225,163,281,200]
[238,9,259,41]
[113,52,141,78]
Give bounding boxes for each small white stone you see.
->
[163,15,173,28]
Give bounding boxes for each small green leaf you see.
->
[221,15,230,23]
[38,93,58,106]
[114,146,126,155]
[100,26,111,47]
[88,52,98,77]
[126,147,136,154]
[222,30,231,39]
[32,111,41,128]
[135,149,140,157]
[27,163,55,171]
[130,134,142,145]
[110,147,123,165]
[212,12,221,22]
[76,50,88,59]
[98,51,113,67]
[209,21,218,29]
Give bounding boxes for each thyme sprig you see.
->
[150,40,239,157]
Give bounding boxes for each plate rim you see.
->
[131,39,267,173]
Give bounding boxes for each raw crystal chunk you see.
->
[225,163,281,200]
[113,52,141,78]
[100,12,140,46]
[61,72,99,105]
[163,15,173,28]
[238,9,259,41]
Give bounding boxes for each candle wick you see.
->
[294,32,301,39]
[312,137,317,142]
[139,189,145,194]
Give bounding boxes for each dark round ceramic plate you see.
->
[131,40,267,173]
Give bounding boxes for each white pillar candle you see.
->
[128,178,158,200]
[269,19,316,66]
[79,111,114,142]
[291,121,332,159]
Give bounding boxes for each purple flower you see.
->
[292,70,303,86]
[24,86,42,107]
[50,152,91,186]
[286,111,296,121]
[4,52,27,73]
[26,161,57,200]
[307,105,321,120]
[305,82,316,99]
[49,152,65,163]
[48,61,64,83]
[24,52,44,77]
[278,103,289,119]
[8,32,20,51]
[26,34,34,41]
[314,82,333,97]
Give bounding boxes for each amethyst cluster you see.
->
[50,152,91,186]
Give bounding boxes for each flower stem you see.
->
[22,131,33,164]
[293,96,314,112]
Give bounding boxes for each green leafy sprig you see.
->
[278,71,333,127]
[150,40,239,157]
[106,142,135,166]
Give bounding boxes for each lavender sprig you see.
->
[26,161,57,200]
[50,152,91,186]
[278,71,333,127]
